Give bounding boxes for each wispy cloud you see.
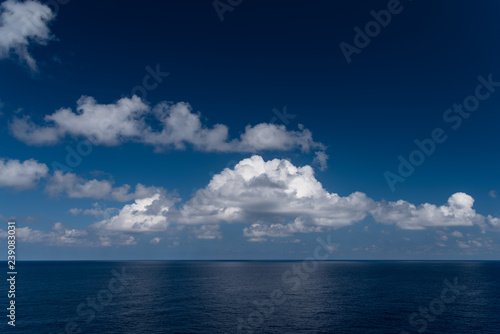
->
[45,170,164,201]
[0,0,56,71]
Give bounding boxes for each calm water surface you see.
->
[2,261,499,333]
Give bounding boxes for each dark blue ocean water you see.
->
[1,261,499,333]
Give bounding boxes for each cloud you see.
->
[180,155,372,228]
[177,156,499,238]
[247,237,266,243]
[92,192,179,233]
[455,237,493,250]
[69,203,118,217]
[0,158,48,189]
[45,170,163,201]
[45,170,113,198]
[150,237,161,244]
[371,193,482,230]
[191,225,222,240]
[99,235,136,247]
[243,218,323,239]
[11,156,498,246]
[68,208,82,215]
[10,96,149,146]
[436,231,448,241]
[10,98,326,157]
[0,0,55,71]
[487,215,500,231]
[489,190,497,198]
[312,151,329,171]
[15,222,87,245]
[0,214,39,223]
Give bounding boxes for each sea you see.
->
[2,261,500,333]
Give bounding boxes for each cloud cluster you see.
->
[0,158,48,189]
[45,170,163,201]
[84,156,499,243]
[15,222,87,245]
[4,156,498,246]
[0,0,55,70]
[10,97,326,157]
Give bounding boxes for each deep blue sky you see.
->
[0,0,499,259]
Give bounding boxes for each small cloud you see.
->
[150,237,161,245]
[312,151,329,171]
[471,240,482,247]
[68,208,82,215]
[247,237,266,243]
[489,190,497,199]
[192,225,222,240]
[123,236,136,246]
[451,231,463,238]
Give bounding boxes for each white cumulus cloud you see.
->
[180,155,371,227]
[371,193,482,230]
[10,98,326,163]
[0,158,48,189]
[92,192,178,233]
[10,96,149,146]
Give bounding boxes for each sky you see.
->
[0,0,499,260]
